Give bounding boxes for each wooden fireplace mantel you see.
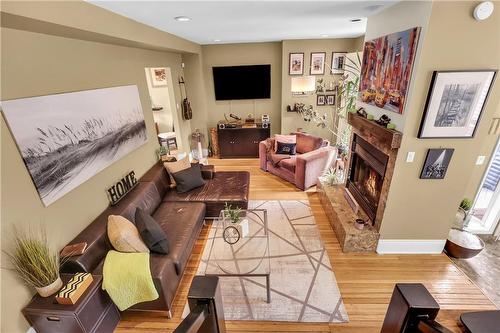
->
[347,112,402,154]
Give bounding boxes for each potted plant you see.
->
[156,145,168,162]
[459,198,473,228]
[321,167,344,186]
[5,227,63,297]
[223,203,249,238]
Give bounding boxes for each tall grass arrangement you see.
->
[5,227,61,288]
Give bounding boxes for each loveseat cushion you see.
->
[295,132,324,154]
[280,157,297,173]
[162,171,250,218]
[152,202,206,275]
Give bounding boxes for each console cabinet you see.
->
[218,126,270,158]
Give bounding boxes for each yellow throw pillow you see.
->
[163,156,190,188]
[107,215,149,253]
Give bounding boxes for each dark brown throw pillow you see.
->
[135,207,169,254]
[276,141,297,155]
[171,164,205,193]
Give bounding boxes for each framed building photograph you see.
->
[310,52,326,75]
[150,67,167,86]
[420,148,454,179]
[289,53,304,75]
[359,27,421,114]
[418,70,497,138]
[326,94,335,105]
[317,95,326,106]
[331,52,347,74]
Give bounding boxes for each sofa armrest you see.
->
[295,146,336,190]
[200,164,215,179]
[259,141,269,171]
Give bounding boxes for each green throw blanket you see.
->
[102,250,159,311]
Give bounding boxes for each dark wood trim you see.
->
[347,112,402,153]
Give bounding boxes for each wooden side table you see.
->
[22,274,120,333]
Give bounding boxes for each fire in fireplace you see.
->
[346,135,389,224]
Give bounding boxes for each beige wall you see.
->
[281,38,362,138]
[377,1,500,240]
[201,42,283,135]
[0,26,192,333]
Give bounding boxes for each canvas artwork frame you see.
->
[420,148,454,179]
[289,53,304,75]
[0,85,147,206]
[317,95,326,106]
[331,52,347,74]
[358,27,421,115]
[310,52,326,75]
[326,94,336,105]
[150,67,167,86]
[418,70,497,139]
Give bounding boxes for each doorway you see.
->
[466,138,500,235]
[144,67,183,151]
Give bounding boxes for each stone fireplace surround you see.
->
[318,112,402,252]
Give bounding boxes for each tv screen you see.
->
[213,64,271,100]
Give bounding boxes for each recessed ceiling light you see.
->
[321,34,329,38]
[350,18,362,22]
[213,39,221,42]
[174,16,191,22]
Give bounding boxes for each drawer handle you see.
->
[47,316,60,322]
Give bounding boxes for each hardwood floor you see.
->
[115,158,496,333]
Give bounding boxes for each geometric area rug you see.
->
[196,200,349,323]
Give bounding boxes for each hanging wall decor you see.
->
[359,27,421,114]
[420,148,454,179]
[310,52,326,75]
[289,53,305,75]
[1,85,147,206]
[150,67,167,87]
[418,70,497,138]
[331,52,347,74]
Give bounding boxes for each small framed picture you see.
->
[420,148,454,179]
[289,53,304,75]
[310,52,326,75]
[326,94,336,105]
[418,70,497,138]
[317,95,326,106]
[331,52,347,74]
[150,67,167,87]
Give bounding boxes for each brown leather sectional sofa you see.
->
[61,163,249,316]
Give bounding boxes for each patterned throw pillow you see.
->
[107,215,149,253]
[276,141,297,155]
[274,134,296,152]
[163,156,190,188]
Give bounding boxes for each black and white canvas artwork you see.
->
[1,85,147,206]
[418,70,496,138]
[420,148,454,179]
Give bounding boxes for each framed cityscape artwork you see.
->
[418,70,497,138]
[310,52,326,75]
[420,148,454,179]
[359,27,421,114]
[0,85,147,206]
[289,53,304,75]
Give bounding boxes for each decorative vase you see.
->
[354,219,366,231]
[35,276,63,297]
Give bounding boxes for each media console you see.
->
[217,124,270,158]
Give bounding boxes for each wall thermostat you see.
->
[261,114,270,123]
[473,1,494,21]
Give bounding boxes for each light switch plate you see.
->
[406,151,415,163]
[476,155,486,165]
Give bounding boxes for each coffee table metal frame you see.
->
[204,208,271,303]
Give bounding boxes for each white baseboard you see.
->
[376,239,446,254]
[27,327,37,333]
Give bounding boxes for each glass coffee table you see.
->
[204,209,271,303]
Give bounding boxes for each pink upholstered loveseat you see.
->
[259,132,336,190]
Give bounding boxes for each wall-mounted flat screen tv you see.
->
[213,64,271,100]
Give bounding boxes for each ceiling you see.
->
[89,1,398,45]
